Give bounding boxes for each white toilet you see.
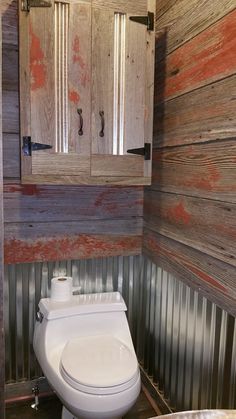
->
[33,292,141,419]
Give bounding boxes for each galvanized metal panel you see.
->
[4,255,236,412]
[138,256,236,411]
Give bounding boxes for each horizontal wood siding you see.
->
[143,231,236,317]
[0,18,5,418]
[154,75,236,148]
[144,1,236,313]
[155,9,236,101]
[5,235,141,264]
[144,190,236,266]
[2,0,143,263]
[151,142,236,203]
[155,0,236,55]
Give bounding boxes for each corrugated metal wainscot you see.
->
[4,255,236,411]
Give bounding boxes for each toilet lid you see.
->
[60,335,139,394]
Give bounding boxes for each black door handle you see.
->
[77,108,83,136]
[99,111,104,137]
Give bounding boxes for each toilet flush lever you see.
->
[36,311,44,323]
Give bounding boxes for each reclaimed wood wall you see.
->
[1,0,143,264]
[143,1,236,316]
[0,18,5,418]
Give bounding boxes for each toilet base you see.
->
[62,406,76,419]
[61,406,121,419]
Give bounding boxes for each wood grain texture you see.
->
[1,1,144,264]
[123,10,146,153]
[21,174,151,185]
[4,180,143,263]
[3,134,20,178]
[32,153,90,175]
[92,0,147,14]
[91,155,144,177]
[144,0,155,178]
[144,190,236,267]
[1,0,18,47]
[154,74,236,148]
[91,7,114,155]
[68,1,91,155]
[155,9,236,101]
[4,234,142,264]
[29,6,55,148]
[2,90,19,134]
[4,182,143,222]
[19,1,32,176]
[2,46,18,92]
[144,0,236,317]
[0,19,5,417]
[143,230,236,317]
[155,0,236,56]
[151,141,236,203]
[5,219,142,239]
[155,0,176,20]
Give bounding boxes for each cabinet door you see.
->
[20,0,92,184]
[91,0,154,183]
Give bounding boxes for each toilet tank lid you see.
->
[38,292,127,320]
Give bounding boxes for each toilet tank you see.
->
[35,292,133,353]
[39,292,126,320]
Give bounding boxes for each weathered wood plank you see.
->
[2,90,19,134]
[4,234,142,264]
[92,0,147,14]
[144,190,236,267]
[4,182,143,222]
[143,229,236,317]
[21,174,151,185]
[151,140,236,203]
[1,0,18,47]
[32,153,90,176]
[91,155,144,177]
[3,134,20,179]
[144,0,155,178]
[2,45,18,92]
[155,9,236,101]
[5,219,142,239]
[154,74,236,148]
[0,19,5,418]
[155,0,236,56]
[155,0,176,20]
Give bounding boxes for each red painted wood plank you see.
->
[144,190,236,267]
[153,74,236,147]
[143,229,236,317]
[155,9,236,101]
[151,141,236,202]
[155,0,236,57]
[4,234,142,264]
[3,182,143,222]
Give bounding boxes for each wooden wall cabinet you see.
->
[19,0,155,185]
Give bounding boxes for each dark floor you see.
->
[6,391,157,419]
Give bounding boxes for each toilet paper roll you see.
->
[51,276,74,302]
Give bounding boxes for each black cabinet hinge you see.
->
[129,12,154,31]
[22,136,52,156]
[127,143,151,160]
[21,0,52,12]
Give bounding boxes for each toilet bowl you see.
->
[33,292,141,419]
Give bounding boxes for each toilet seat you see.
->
[60,335,139,395]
